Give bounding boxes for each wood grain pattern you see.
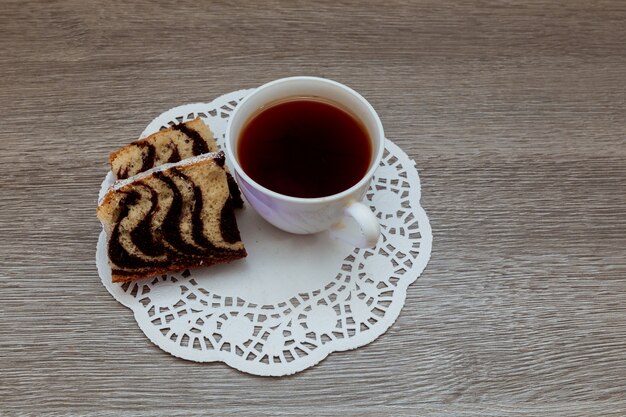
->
[1,0,625,415]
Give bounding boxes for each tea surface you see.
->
[238,98,372,198]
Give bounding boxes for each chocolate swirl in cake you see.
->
[166,144,181,164]
[137,142,156,173]
[99,152,247,282]
[171,123,209,156]
[108,190,157,270]
[130,185,165,257]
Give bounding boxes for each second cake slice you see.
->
[110,117,243,207]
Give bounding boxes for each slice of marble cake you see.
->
[109,117,243,208]
[97,151,246,282]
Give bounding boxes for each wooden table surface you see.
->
[2,1,625,415]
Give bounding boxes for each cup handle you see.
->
[330,201,380,248]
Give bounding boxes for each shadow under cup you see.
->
[226,76,385,237]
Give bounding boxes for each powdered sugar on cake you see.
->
[98,151,224,204]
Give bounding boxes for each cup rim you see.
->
[226,76,385,204]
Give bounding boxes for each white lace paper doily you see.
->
[96,89,432,376]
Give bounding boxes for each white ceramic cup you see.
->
[226,76,385,248]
